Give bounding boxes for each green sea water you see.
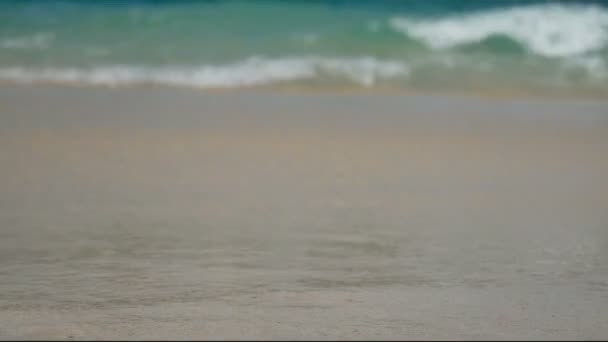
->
[1,0,607,94]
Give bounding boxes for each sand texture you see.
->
[1,86,608,340]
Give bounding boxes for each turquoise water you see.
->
[1,0,608,93]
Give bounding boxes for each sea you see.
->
[1,0,608,94]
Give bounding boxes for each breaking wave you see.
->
[0,57,409,88]
[390,4,608,58]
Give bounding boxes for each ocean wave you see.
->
[389,4,608,58]
[0,55,605,91]
[0,57,409,88]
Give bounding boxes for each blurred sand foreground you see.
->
[1,85,608,340]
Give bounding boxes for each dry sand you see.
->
[1,85,608,340]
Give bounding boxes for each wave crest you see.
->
[390,4,608,58]
[0,57,409,88]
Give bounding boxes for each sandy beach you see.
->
[1,85,608,340]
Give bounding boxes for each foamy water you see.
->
[0,1,607,93]
[0,57,409,88]
[390,4,608,57]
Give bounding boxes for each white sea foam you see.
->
[390,4,608,58]
[0,57,409,88]
[0,32,55,50]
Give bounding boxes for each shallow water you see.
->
[1,0,607,94]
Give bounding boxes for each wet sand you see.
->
[1,85,608,340]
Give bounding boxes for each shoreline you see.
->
[1,80,608,102]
